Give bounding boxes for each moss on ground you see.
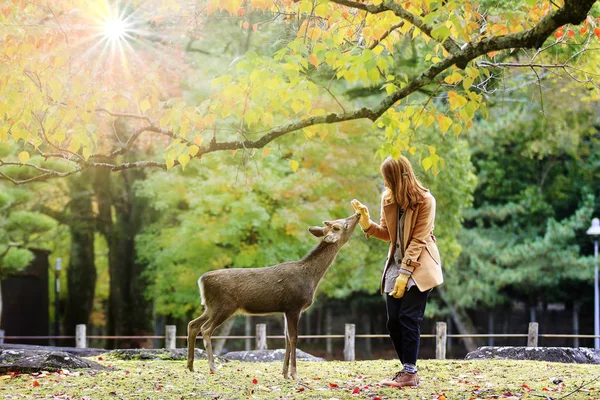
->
[0,358,598,399]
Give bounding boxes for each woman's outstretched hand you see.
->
[351,199,372,230]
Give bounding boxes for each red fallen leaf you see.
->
[252,378,258,384]
[472,370,482,375]
[328,382,339,388]
[97,357,103,361]
[542,388,549,391]
[438,396,447,400]
[125,371,130,375]
[156,386,162,391]
[297,387,305,392]
[210,371,214,374]
[32,381,40,387]
[363,385,370,389]
[522,383,531,391]
[109,391,116,395]
[313,377,321,380]
[352,387,360,394]
[373,397,382,400]
[358,375,363,379]
[502,392,514,397]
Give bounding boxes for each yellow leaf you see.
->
[452,124,462,136]
[291,101,303,114]
[422,156,433,171]
[54,56,67,68]
[140,99,151,114]
[189,145,200,157]
[444,72,463,85]
[232,149,239,157]
[436,114,452,135]
[193,135,204,146]
[178,153,190,170]
[262,147,271,157]
[447,91,468,110]
[18,151,29,164]
[308,54,319,68]
[289,159,299,172]
[166,156,175,170]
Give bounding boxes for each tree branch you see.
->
[330,0,463,58]
[1,0,595,184]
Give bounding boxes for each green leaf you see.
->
[431,25,451,43]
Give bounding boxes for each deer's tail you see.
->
[198,275,206,306]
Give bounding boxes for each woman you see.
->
[351,155,443,388]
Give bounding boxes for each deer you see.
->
[187,212,361,379]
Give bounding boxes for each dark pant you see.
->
[385,286,430,365]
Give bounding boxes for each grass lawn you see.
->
[0,356,598,399]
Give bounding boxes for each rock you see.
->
[107,348,209,361]
[0,343,107,357]
[0,350,108,373]
[221,349,325,362]
[465,346,600,364]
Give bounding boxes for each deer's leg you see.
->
[187,312,208,372]
[282,318,291,379]
[285,311,301,380]
[201,310,235,374]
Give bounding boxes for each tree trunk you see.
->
[438,287,480,353]
[95,168,153,348]
[61,173,97,345]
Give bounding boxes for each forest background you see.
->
[1,0,599,359]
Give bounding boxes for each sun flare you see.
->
[103,17,128,41]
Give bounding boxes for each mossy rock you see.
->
[107,348,209,361]
[0,350,108,373]
[465,346,600,364]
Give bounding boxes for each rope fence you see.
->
[2,322,599,361]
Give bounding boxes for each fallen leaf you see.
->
[328,382,339,388]
[352,387,360,394]
[32,381,40,387]
[252,378,258,384]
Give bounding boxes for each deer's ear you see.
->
[309,226,326,237]
[323,221,333,227]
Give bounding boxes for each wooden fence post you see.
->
[256,324,267,350]
[528,322,538,347]
[165,325,176,349]
[436,322,447,360]
[75,324,87,349]
[344,324,355,361]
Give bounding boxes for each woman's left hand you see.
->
[390,273,410,299]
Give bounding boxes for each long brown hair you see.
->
[380,156,428,210]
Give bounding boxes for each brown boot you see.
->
[382,371,419,388]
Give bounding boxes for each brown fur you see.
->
[187,213,360,379]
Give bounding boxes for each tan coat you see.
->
[364,191,443,293]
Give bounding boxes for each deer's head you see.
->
[308,213,361,246]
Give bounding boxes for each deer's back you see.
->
[200,262,316,315]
